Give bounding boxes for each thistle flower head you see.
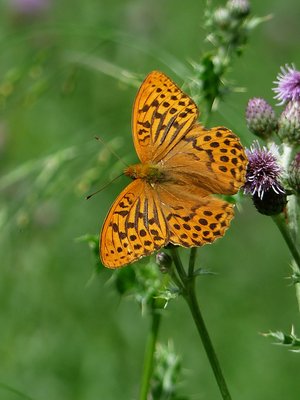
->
[273,64,300,105]
[246,97,277,138]
[244,141,284,199]
[213,7,231,29]
[227,0,250,17]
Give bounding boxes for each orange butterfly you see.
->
[100,71,247,268]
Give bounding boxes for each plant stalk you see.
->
[185,282,232,400]
[170,247,232,400]
[273,214,300,312]
[272,214,300,273]
[139,310,161,400]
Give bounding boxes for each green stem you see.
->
[188,247,198,277]
[273,214,300,312]
[171,246,187,281]
[272,214,300,273]
[287,194,299,242]
[0,382,35,400]
[185,282,232,400]
[281,144,299,242]
[169,266,185,292]
[295,282,300,313]
[170,248,232,400]
[139,310,161,400]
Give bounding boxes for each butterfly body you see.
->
[124,163,167,184]
[100,71,247,268]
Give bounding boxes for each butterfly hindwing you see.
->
[100,179,169,268]
[157,182,234,247]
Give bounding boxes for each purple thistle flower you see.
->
[10,0,49,16]
[273,64,300,105]
[244,141,284,199]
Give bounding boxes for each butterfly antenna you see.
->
[86,173,124,200]
[94,135,128,168]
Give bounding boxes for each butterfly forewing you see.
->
[163,124,247,195]
[132,71,199,163]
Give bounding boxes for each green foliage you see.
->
[1,0,300,399]
[262,327,300,352]
[189,0,268,113]
[151,343,187,400]
[114,260,171,312]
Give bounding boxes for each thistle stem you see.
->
[171,247,187,281]
[272,214,300,312]
[295,281,300,313]
[188,247,198,276]
[139,310,161,400]
[170,247,232,400]
[281,144,298,242]
[0,382,35,400]
[272,214,300,273]
[184,283,232,400]
[287,194,299,242]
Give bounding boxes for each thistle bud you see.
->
[213,7,231,29]
[156,252,172,273]
[252,187,287,216]
[227,0,250,18]
[246,98,277,138]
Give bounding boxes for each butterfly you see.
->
[100,71,247,268]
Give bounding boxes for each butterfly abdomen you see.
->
[124,163,166,184]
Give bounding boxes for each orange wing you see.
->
[100,179,169,268]
[156,182,234,247]
[132,71,199,164]
[153,124,247,248]
[162,124,247,195]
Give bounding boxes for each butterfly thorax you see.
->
[124,163,166,183]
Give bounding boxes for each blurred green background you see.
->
[1,0,300,399]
